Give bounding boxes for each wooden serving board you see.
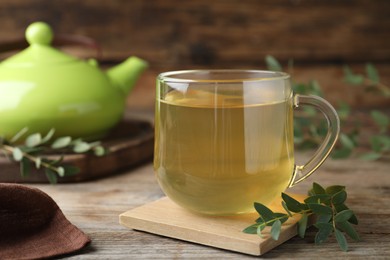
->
[0,118,154,183]
[120,194,310,256]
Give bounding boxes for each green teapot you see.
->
[0,22,148,141]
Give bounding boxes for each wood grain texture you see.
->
[120,194,308,256]
[0,0,389,67]
[25,139,390,259]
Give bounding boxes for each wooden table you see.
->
[27,150,389,259]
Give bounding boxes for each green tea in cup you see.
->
[154,70,339,215]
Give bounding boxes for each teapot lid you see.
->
[1,22,78,67]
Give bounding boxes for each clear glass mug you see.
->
[154,70,340,215]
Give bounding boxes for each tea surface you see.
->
[154,89,294,215]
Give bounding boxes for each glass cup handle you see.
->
[289,94,340,187]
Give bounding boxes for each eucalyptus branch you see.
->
[265,56,390,161]
[0,128,106,183]
[243,182,360,252]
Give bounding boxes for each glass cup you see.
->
[154,70,340,215]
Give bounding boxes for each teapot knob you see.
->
[26,21,53,46]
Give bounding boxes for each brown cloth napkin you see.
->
[0,183,90,259]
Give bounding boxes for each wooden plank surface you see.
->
[24,145,390,259]
[0,0,389,66]
[120,194,308,256]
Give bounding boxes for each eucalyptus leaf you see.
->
[243,224,259,234]
[365,63,380,83]
[35,157,42,169]
[359,152,382,161]
[10,127,29,143]
[265,55,282,71]
[337,221,360,241]
[314,222,333,244]
[257,224,265,238]
[45,168,58,184]
[282,201,293,217]
[312,182,326,195]
[331,147,353,159]
[73,142,91,153]
[254,202,275,221]
[62,165,81,176]
[335,210,354,223]
[325,185,345,195]
[308,203,333,215]
[281,193,303,213]
[25,133,42,147]
[298,213,308,238]
[20,158,31,177]
[371,110,389,132]
[57,166,65,177]
[343,65,364,85]
[334,204,358,225]
[335,229,348,252]
[316,214,332,224]
[12,147,23,161]
[305,194,331,205]
[273,213,289,224]
[271,219,282,240]
[51,136,72,149]
[340,133,355,150]
[332,190,347,205]
[41,129,55,143]
[94,146,106,156]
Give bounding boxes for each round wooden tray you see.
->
[0,118,154,183]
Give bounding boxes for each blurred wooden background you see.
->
[1,0,389,110]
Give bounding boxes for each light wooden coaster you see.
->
[120,194,307,256]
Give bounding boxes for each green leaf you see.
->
[334,204,358,225]
[273,213,289,224]
[308,203,333,215]
[371,110,389,133]
[93,146,106,156]
[265,55,282,71]
[41,129,55,143]
[243,224,259,234]
[316,214,332,224]
[51,136,72,149]
[359,152,382,161]
[305,194,331,205]
[20,158,31,177]
[331,147,353,159]
[332,190,347,205]
[335,229,348,252]
[62,165,81,176]
[337,101,351,119]
[73,142,91,153]
[314,222,333,244]
[10,127,29,143]
[12,147,23,161]
[25,133,42,147]
[365,63,380,83]
[57,166,65,177]
[312,182,326,195]
[271,219,282,240]
[335,210,354,223]
[45,168,58,184]
[340,133,355,150]
[337,221,360,241]
[254,202,275,221]
[35,157,41,169]
[370,135,390,152]
[309,80,323,97]
[343,65,364,85]
[257,224,266,238]
[282,193,303,213]
[325,185,345,195]
[282,201,293,217]
[298,213,308,238]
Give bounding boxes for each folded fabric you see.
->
[0,183,90,259]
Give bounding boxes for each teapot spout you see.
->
[107,56,148,95]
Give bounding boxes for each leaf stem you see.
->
[1,144,60,173]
